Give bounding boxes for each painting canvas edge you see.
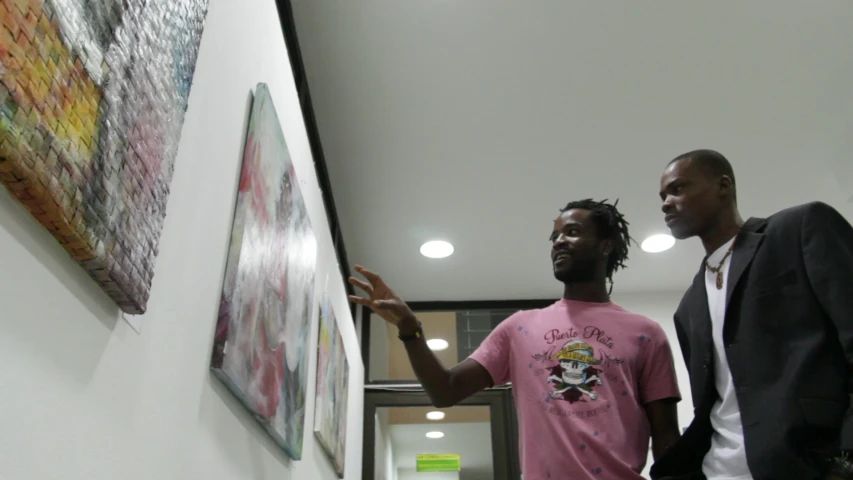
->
[0,0,212,314]
[313,291,349,477]
[211,369,303,460]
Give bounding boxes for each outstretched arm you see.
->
[397,316,493,407]
[350,265,493,407]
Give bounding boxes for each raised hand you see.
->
[348,265,415,327]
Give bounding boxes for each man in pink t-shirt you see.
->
[470,299,679,478]
[349,199,682,479]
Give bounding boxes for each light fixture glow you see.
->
[420,240,454,259]
[426,411,446,421]
[425,431,445,439]
[427,339,449,351]
[641,234,676,253]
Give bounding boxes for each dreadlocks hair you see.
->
[559,198,634,293]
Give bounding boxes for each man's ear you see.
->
[600,239,614,257]
[719,175,734,198]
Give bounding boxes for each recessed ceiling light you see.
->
[425,431,445,439]
[427,339,449,351]
[420,240,454,259]
[426,411,445,421]
[641,234,675,253]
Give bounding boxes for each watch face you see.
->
[398,330,418,340]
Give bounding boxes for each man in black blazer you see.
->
[651,149,853,480]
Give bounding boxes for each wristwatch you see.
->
[397,321,423,342]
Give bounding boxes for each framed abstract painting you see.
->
[211,83,317,460]
[314,288,349,477]
[0,0,209,314]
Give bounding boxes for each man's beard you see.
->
[668,222,695,240]
[553,256,598,284]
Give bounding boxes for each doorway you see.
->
[360,301,543,479]
[363,389,520,479]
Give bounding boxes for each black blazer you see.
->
[651,202,853,480]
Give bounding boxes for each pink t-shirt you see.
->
[469,299,680,480]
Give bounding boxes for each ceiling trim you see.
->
[275,0,355,316]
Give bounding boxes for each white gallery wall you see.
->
[0,0,364,479]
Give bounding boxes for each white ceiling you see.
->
[292,1,853,301]
[390,422,493,480]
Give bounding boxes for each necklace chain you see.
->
[706,242,735,290]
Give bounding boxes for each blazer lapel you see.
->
[687,264,715,406]
[726,217,767,305]
[690,265,712,338]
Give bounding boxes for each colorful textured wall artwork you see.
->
[0,0,209,314]
[314,289,349,477]
[211,83,317,460]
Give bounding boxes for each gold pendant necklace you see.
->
[705,243,735,290]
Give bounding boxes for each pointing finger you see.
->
[354,265,381,282]
[348,277,373,293]
[348,295,371,306]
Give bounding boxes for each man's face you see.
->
[659,159,724,240]
[550,209,607,284]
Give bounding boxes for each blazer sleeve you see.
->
[801,201,853,450]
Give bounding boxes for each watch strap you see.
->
[397,322,423,342]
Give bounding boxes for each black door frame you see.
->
[363,388,520,479]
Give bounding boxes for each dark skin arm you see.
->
[349,265,494,407]
[398,316,493,407]
[645,397,681,460]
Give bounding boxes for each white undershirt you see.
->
[701,237,753,480]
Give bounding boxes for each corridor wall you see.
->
[0,0,364,479]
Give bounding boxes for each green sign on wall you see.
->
[416,453,461,472]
